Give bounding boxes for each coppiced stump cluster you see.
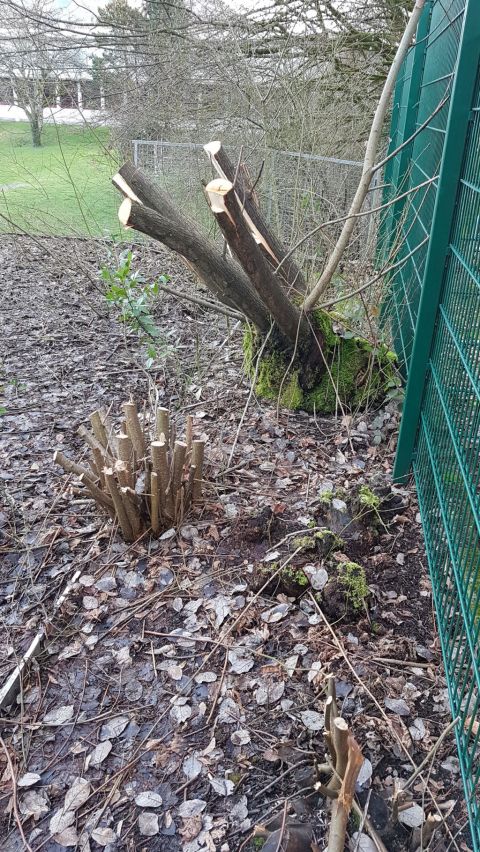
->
[54,403,205,541]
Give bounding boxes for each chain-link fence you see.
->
[132,139,378,281]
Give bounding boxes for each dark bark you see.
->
[116,195,271,332]
[204,141,307,296]
[206,179,312,350]
[30,117,42,148]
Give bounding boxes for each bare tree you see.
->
[0,0,85,146]
[1,0,414,157]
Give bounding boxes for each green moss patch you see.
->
[290,528,343,557]
[257,561,309,597]
[256,353,303,409]
[358,485,381,510]
[243,311,398,414]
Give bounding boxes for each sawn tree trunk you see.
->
[112,151,396,414]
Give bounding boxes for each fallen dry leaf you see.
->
[135,791,163,808]
[43,705,74,726]
[91,827,117,846]
[138,811,159,836]
[85,740,112,770]
[17,772,41,788]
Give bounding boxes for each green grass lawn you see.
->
[0,121,122,237]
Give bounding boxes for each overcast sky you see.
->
[58,0,247,18]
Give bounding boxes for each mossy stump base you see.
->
[243,310,397,414]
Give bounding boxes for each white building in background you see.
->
[0,71,106,125]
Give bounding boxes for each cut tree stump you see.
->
[112,152,399,415]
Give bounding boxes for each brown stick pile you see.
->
[54,402,206,542]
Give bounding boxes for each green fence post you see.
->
[393,0,480,482]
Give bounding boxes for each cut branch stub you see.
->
[205,179,310,348]
[78,424,111,458]
[53,450,96,485]
[328,733,364,852]
[172,440,187,491]
[331,717,349,791]
[122,401,146,459]
[117,433,134,488]
[104,467,135,542]
[79,474,114,515]
[114,164,270,331]
[204,140,307,296]
[150,470,160,535]
[319,688,365,852]
[151,439,170,516]
[90,409,109,449]
[192,440,205,501]
[155,407,170,446]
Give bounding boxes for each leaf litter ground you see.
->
[0,236,472,851]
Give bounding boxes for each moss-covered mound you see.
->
[244,310,398,414]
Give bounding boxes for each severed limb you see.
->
[204,140,307,296]
[205,179,310,349]
[328,729,364,852]
[114,164,270,331]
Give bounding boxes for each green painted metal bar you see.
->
[429,364,480,534]
[393,0,480,481]
[419,416,480,685]
[439,305,480,401]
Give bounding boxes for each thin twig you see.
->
[274,175,437,274]
[353,789,372,851]
[207,647,229,724]
[401,717,459,793]
[155,281,242,320]
[0,736,34,852]
[318,235,429,308]
[273,799,289,852]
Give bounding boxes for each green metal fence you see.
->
[380,1,480,847]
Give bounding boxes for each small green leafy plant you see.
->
[100,249,170,367]
[357,484,388,530]
[358,485,380,511]
[338,561,369,611]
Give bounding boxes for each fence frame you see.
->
[382,2,480,847]
[394,0,480,481]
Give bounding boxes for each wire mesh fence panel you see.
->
[380,0,465,372]
[381,2,480,847]
[132,139,373,280]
